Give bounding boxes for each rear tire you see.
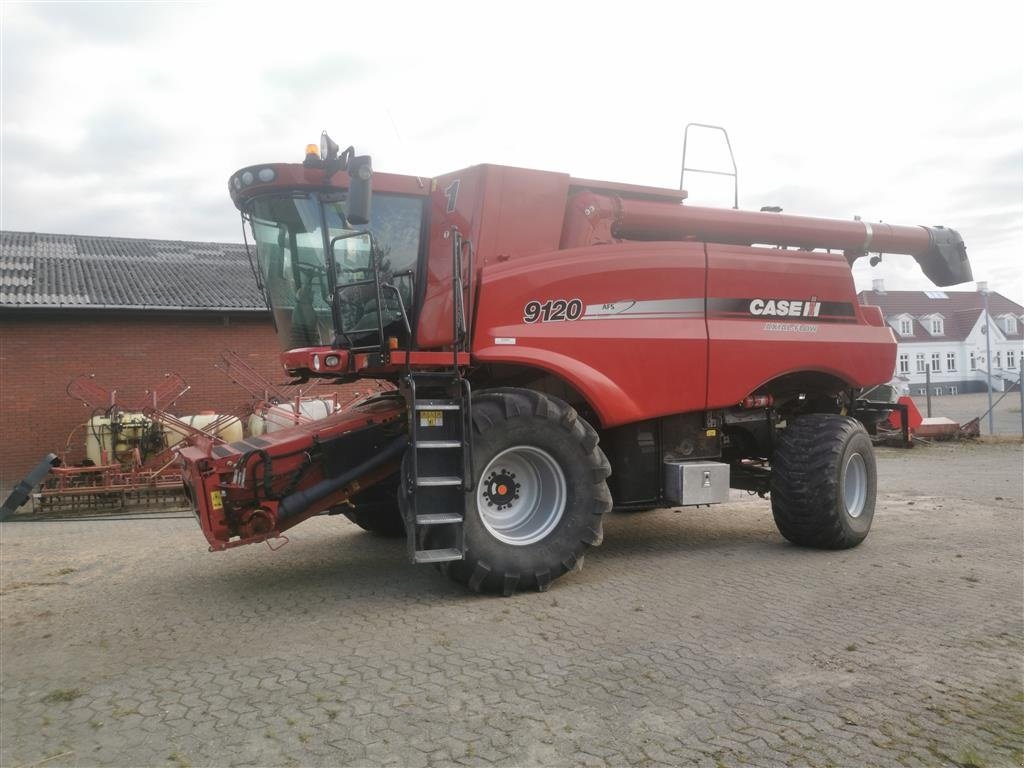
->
[412,388,611,594]
[770,414,876,549]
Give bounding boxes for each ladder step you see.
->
[415,513,463,525]
[416,476,463,487]
[413,547,464,564]
[416,440,462,449]
[414,401,461,411]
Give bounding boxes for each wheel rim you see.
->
[476,446,567,545]
[843,452,868,519]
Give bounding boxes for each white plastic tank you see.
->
[165,414,244,446]
[248,398,336,435]
[84,412,153,465]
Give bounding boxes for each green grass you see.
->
[41,688,83,704]
[957,745,986,768]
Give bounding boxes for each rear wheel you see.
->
[770,414,876,549]
[414,389,611,594]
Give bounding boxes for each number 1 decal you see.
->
[444,179,460,213]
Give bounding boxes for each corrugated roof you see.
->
[858,289,1024,342]
[0,231,267,311]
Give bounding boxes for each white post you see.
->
[1019,355,1023,437]
[981,286,994,435]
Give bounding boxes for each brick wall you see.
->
[0,312,376,489]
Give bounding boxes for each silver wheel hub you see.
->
[476,446,566,545]
[843,452,868,519]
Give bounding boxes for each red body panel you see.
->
[472,238,896,426]
[704,245,896,409]
[473,243,708,427]
[417,166,570,348]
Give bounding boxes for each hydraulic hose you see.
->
[276,436,407,522]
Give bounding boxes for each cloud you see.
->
[2,1,1021,306]
[24,3,177,42]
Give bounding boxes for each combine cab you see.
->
[177,132,972,593]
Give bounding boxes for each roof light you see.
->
[257,167,276,183]
[303,143,324,169]
[232,176,241,190]
[321,132,340,163]
[240,170,254,186]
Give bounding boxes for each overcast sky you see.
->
[2,1,1021,303]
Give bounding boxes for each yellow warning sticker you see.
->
[705,429,718,437]
[419,410,444,428]
[210,490,223,510]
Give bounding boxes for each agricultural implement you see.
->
[172,130,972,592]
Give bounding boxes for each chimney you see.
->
[872,278,885,294]
[976,281,989,294]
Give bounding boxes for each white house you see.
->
[858,281,1024,396]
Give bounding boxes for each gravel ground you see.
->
[1,441,1022,768]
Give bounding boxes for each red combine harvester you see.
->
[178,132,971,593]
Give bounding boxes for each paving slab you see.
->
[1,441,1021,767]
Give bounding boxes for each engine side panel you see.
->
[472,242,708,428]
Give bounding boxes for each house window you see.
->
[969,351,977,370]
[934,387,942,396]
[898,353,910,374]
[930,353,941,372]
[1005,316,1018,334]
[916,354,926,373]
[917,388,927,395]
[995,351,1002,369]
[946,352,956,371]
[1008,350,1018,370]
[948,386,958,395]
[931,318,944,335]
[899,318,913,336]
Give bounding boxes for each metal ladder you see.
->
[403,372,473,564]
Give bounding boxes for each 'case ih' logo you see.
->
[749,298,822,317]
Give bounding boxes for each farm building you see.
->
[0,230,356,493]
[859,279,1024,396]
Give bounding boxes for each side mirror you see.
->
[346,155,373,225]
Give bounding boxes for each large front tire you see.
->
[416,389,611,594]
[770,414,876,549]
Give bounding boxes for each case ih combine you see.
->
[177,131,971,593]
